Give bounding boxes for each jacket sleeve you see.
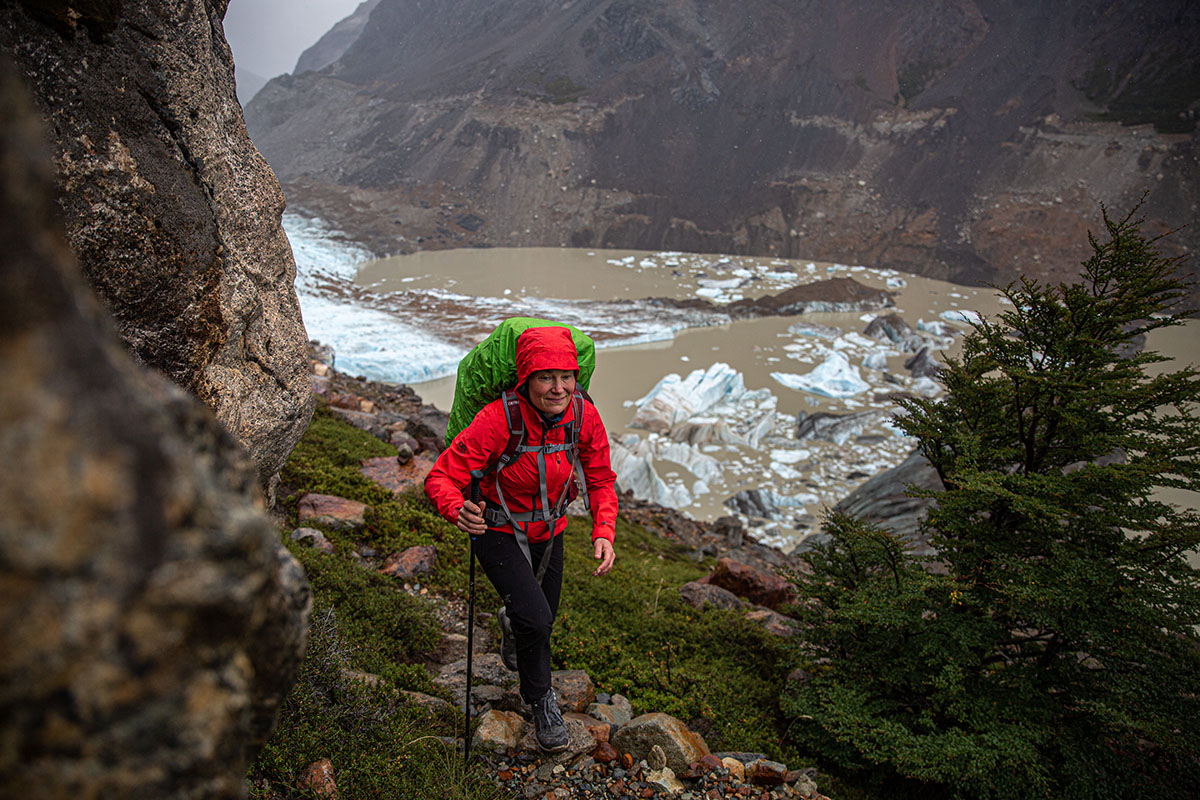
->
[423,402,506,524]
[579,401,619,543]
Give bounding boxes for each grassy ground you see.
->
[248,405,804,798]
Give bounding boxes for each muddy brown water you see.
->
[361,246,1199,561]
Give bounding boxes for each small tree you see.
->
[785,206,1200,799]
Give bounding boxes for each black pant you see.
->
[473,530,563,703]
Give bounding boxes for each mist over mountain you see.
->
[246,0,1200,293]
[293,0,381,74]
[235,66,270,104]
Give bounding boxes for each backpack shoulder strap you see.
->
[491,389,524,473]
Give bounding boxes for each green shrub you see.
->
[784,205,1200,798]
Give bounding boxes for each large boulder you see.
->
[611,712,711,774]
[0,62,310,799]
[834,450,944,553]
[0,0,314,494]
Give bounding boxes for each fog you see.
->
[223,0,363,80]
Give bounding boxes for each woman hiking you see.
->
[424,324,618,752]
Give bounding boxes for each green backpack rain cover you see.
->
[444,317,596,447]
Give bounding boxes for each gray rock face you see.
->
[0,62,310,799]
[294,0,381,74]
[834,450,944,552]
[0,0,314,493]
[904,346,943,379]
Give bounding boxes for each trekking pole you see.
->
[464,469,483,767]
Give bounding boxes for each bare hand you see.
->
[457,499,487,536]
[592,538,615,576]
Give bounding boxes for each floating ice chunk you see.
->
[886,276,907,288]
[917,319,955,337]
[911,377,942,397]
[771,351,871,398]
[697,277,743,289]
[787,321,841,339]
[770,448,812,463]
[640,259,657,268]
[772,462,803,479]
[656,440,724,484]
[608,435,692,508]
[631,363,779,449]
[631,362,745,429]
[863,350,890,370]
[940,309,982,325]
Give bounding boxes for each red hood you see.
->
[515,326,579,387]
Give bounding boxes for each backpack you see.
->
[444,317,595,447]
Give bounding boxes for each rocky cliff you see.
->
[0,57,310,799]
[1,0,314,492]
[247,0,1199,296]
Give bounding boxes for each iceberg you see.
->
[771,350,871,398]
[939,309,983,326]
[863,350,890,370]
[608,434,693,508]
[911,377,942,397]
[632,363,750,432]
[916,318,956,338]
[655,439,724,484]
[786,321,842,339]
[628,363,781,459]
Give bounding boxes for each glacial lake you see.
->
[286,216,1199,558]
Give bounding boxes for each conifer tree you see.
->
[785,206,1200,799]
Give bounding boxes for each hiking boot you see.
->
[497,606,518,671]
[530,689,569,752]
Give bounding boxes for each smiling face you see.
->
[527,369,576,415]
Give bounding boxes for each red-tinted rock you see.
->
[699,753,724,773]
[703,557,796,610]
[297,758,338,798]
[378,545,438,579]
[298,493,368,531]
[747,758,788,786]
[593,741,619,763]
[565,711,610,743]
[360,454,434,496]
[611,712,710,773]
[551,669,596,712]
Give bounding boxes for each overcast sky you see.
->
[224,0,364,79]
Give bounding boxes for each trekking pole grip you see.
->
[469,469,483,506]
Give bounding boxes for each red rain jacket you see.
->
[424,326,618,543]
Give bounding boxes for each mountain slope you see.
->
[246,0,1200,291]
